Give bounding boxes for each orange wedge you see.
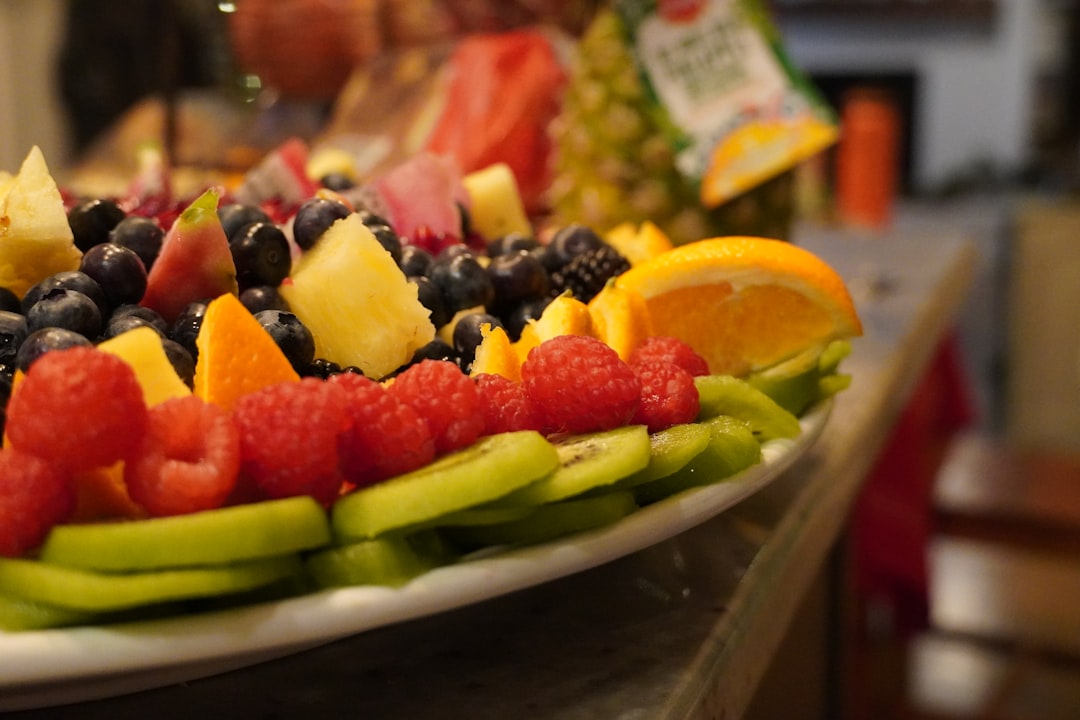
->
[193,292,300,410]
[616,236,862,376]
[470,324,521,382]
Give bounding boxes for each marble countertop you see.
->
[5,227,977,719]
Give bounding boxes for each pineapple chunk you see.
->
[462,163,532,240]
[0,146,83,297]
[97,326,191,407]
[280,214,435,379]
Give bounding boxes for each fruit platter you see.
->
[0,140,861,706]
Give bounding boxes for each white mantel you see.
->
[778,0,1064,193]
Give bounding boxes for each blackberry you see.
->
[549,244,631,304]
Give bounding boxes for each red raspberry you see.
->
[328,373,435,487]
[631,361,701,433]
[6,347,148,474]
[629,336,711,377]
[231,378,350,506]
[388,360,484,454]
[474,373,545,436]
[124,395,241,517]
[0,447,75,557]
[521,335,640,435]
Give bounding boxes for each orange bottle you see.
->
[835,87,900,230]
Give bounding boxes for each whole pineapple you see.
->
[547,8,794,245]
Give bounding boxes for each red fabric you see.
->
[850,333,974,635]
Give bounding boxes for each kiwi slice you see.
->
[694,374,802,441]
[746,346,823,416]
[494,425,652,506]
[306,531,453,589]
[609,423,712,490]
[634,415,761,505]
[444,491,638,551]
[0,590,92,632]
[331,430,560,541]
[0,555,303,613]
[39,496,332,572]
[747,340,853,415]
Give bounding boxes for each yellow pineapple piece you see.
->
[462,163,532,240]
[604,221,674,267]
[0,146,83,297]
[587,281,654,361]
[280,214,435,378]
[97,326,192,406]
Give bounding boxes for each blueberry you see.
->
[218,203,272,242]
[161,338,195,388]
[320,173,355,191]
[168,300,209,360]
[103,312,166,340]
[545,224,605,271]
[0,311,28,365]
[108,216,163,271]
[504,296,552,342]
[487,250,550,314]
[230,222,291,290]
[306,358,343,379]
[68,198,126,252]
[410,276,451,329]
[292,198,351,250]
[108,304,168,335]
[26,288,102,338]
[80,242,148,310]
[357,210,393,229]
[429,253,495,315]
[255,310,314,374]
[239,285,290,314]
[452,312,503,369]
[408,338,458,367]
[22,271,108,318]
[488,232,540,257]
[366,222,403,265]
[0,287,20,314]
[398,245,434,278]
[14,327,92,372]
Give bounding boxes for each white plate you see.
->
[0,402,829,711]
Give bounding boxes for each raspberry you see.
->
[521,335,640,435]
[328,373,435,487]
[474,373,544,436]
[6,346,148,474]
[124,395,241,517]
[629,336,711,377]
[388,360,484,454]
[231,378,350,506]
[631,361,701,433]
[0,447,75,557]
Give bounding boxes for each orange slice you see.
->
[193,292,300,410]
[616,236,862,376]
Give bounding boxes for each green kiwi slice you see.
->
[494,425,652,506]
[694,374,802,441]
[39,496,332,572]
[444,491,638,551]
[331,430,560,541]
[0,590,92,632]
[0,555,303,613]
[306,531,453,589]
[747,340,853,415]
[608,423,712,491]
[634,415,762,505]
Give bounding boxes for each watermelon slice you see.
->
[374,152,465,242]
[234,137,319,207]
[140,188,238,324]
